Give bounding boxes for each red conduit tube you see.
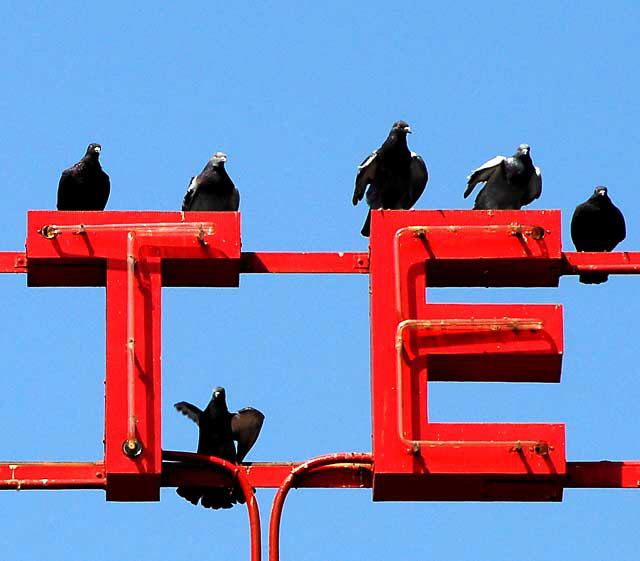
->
[163,450,261,561]
[268,453,373,561]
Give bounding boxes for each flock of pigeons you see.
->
[56,122,627,285]
[53,123,628,508]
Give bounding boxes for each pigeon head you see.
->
[211,386,226,401]
[210,152,228,165]
[593,186,608,197]
[86,143,102,158]
[391,121,411,135]
[515,144,531,157]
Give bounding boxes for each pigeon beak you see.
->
[94,146,101,154]
[404,126,412,134]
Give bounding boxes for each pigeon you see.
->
[571,186,626,284]
[174,387,264,509]
[182,152,239,211]
[352,121,428,237]
[464,144,542,210]
[57,143,110,210]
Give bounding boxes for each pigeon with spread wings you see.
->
[464,144,541,210]
[174,387,264,509]
[352,121,428,237]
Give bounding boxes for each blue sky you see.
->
[1,2,640,560]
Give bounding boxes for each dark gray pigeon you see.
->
[464,144,541,210]
[571,186,626,284]
[352,121,428,237]
[57,143,110,210]
[174,387,264,509]
[182,152,239,211]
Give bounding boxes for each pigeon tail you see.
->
[177,486,238,509]
[579,273,609,285]
[360,210,371,237]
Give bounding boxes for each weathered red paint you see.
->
[369,210,566,501]
[0,462,105,489]
[24,211,241,500]
[0,459,637,490]
[0,209,636,511]
[25,211,241,287]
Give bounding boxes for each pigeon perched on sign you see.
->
[352,121,428,237]
[182,152,239,211]
[571,186,626,284]
[174,387,264,509]
[57,143,110,210]
[464,144,541,210]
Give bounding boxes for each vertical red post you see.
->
[105,242,163,500]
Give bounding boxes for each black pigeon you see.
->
[464,144,542,210]
[182,152,239,211]
[57,143,110,210]
[352,121,428,237]
[571,186,626,284]
[174,387,264,509]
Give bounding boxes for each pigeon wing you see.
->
[95,169,110,211]
[174,401,203,425]
[525,166,543,204]
[610,205,627,248]
[353,151,378,205]
[181,176,198,211]
[229,187,240,211]
[57,170,74,210]
[231,407,265,462]
[406,152,428,208]
[464,156,505,198]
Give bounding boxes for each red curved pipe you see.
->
[268,453,373,561]
[163,450,261,561]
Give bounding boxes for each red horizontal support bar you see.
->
[0,459,638,492]
[163,460,640,490]
[0,462,105,489]
[0,252,27,273]
[566,461,640,488]
[162,460,373,489]
[240,252,369,274]
[562,252,640,275]
[7,249,640,278]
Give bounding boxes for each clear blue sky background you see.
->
[1,2,639,560]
